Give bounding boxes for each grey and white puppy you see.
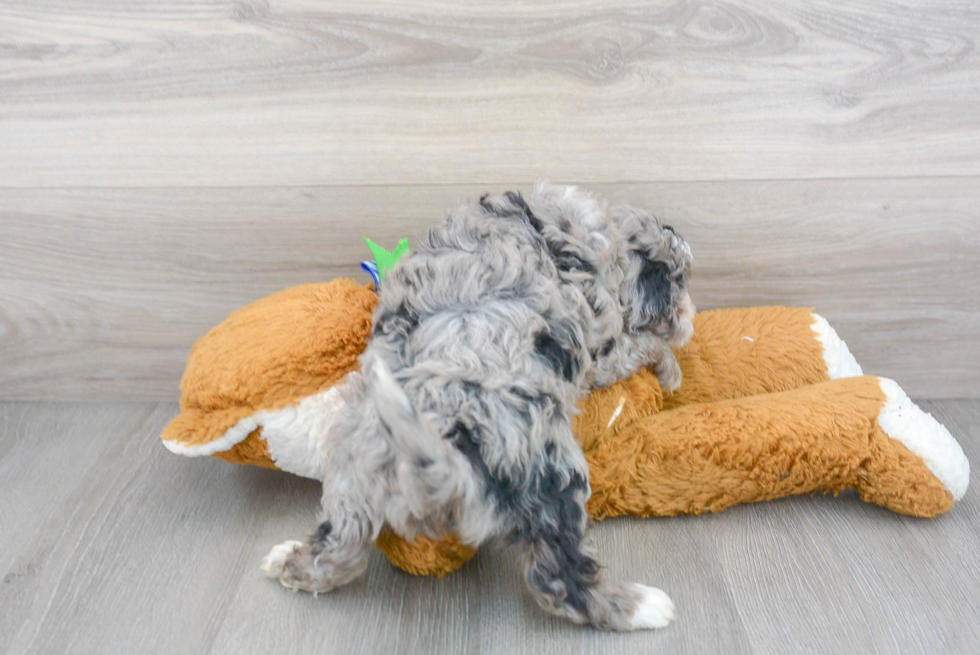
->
[262,184,694,630]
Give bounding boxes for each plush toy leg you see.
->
[375,528,477,578]
[663,306,862,410]
[586,376,968,519]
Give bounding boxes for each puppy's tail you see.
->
[369,357,463,510]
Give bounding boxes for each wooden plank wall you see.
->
[1,0,978,400]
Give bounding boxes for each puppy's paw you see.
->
[629,584,675,630]
[667,292,696,349]
[654,357,683,393]
[260,540,303,581]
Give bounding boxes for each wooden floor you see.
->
[2,1,979,653]
[0,400,977,655]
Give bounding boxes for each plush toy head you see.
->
[162,279,969,577]
[161,280,377,478]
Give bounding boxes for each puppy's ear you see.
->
[614,208,692,337]
[635,258,674,326]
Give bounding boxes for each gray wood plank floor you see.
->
[1,400,977,655]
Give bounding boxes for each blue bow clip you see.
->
[360,260,381,292]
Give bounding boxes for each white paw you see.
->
[630,584,675,630]
[811,313,863,379]
[878,378,970,500]
[260,540,303,578]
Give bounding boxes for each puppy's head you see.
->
[613,207,694,348]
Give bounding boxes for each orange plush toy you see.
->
[162,279,969,578]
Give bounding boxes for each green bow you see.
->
[364,237,411,283]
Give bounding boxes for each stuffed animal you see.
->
[162,278,969,577]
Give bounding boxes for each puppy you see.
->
[262,184,694,630]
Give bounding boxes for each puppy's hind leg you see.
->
[262,474,377,595]
[516,444,674,630]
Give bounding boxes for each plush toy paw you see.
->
[858,377,970,512]
[811,313,863,379]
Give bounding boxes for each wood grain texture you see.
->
[1,400,977,654]
[2,179,977,401]
[1,0,979,186]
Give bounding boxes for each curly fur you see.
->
[263,184,693,630]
